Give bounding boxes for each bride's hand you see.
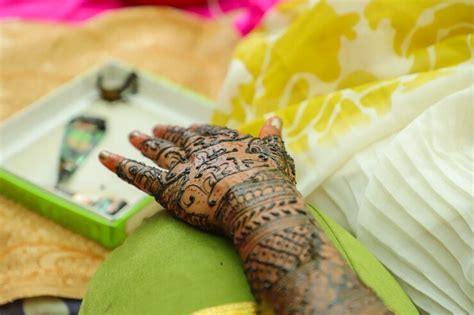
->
[98,116,295,233]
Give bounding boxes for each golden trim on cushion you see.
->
[193,302,257,315]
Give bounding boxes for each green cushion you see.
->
[80,207,418,315]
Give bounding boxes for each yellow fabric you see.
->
[215,0,473,194]
[213,0,473,313]
[214,0,473,128]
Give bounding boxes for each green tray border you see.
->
[0,167,154,248]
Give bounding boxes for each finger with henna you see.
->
[98,150,165,195]
[129,131,186,169]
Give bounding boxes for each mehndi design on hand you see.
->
[99,117,391,314]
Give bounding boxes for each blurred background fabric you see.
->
[0,6,238,304]
[0,0,122,22]
[0,7,238,121]
[0,0,279,35]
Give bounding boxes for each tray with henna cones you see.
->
[0,61,213,248]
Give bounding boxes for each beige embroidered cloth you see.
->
[0,7,238,304]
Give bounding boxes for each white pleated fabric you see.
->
[308,86,473,314]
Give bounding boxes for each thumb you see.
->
[259,116,282,138]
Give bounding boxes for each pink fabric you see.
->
[187,0,278,34]
[0,0,123,23]
[0,0,278,35]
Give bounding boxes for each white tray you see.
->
[0,60,214,247]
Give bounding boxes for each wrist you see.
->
[213,170,306,245]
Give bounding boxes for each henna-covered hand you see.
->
[99,117,391,315]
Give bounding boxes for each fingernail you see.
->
[99,150,111,160]
[270,116,282,130]
[188,124,199,131]
[129,130,142,138]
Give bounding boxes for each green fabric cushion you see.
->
[80,207,418,315]
[80,212,254,315]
